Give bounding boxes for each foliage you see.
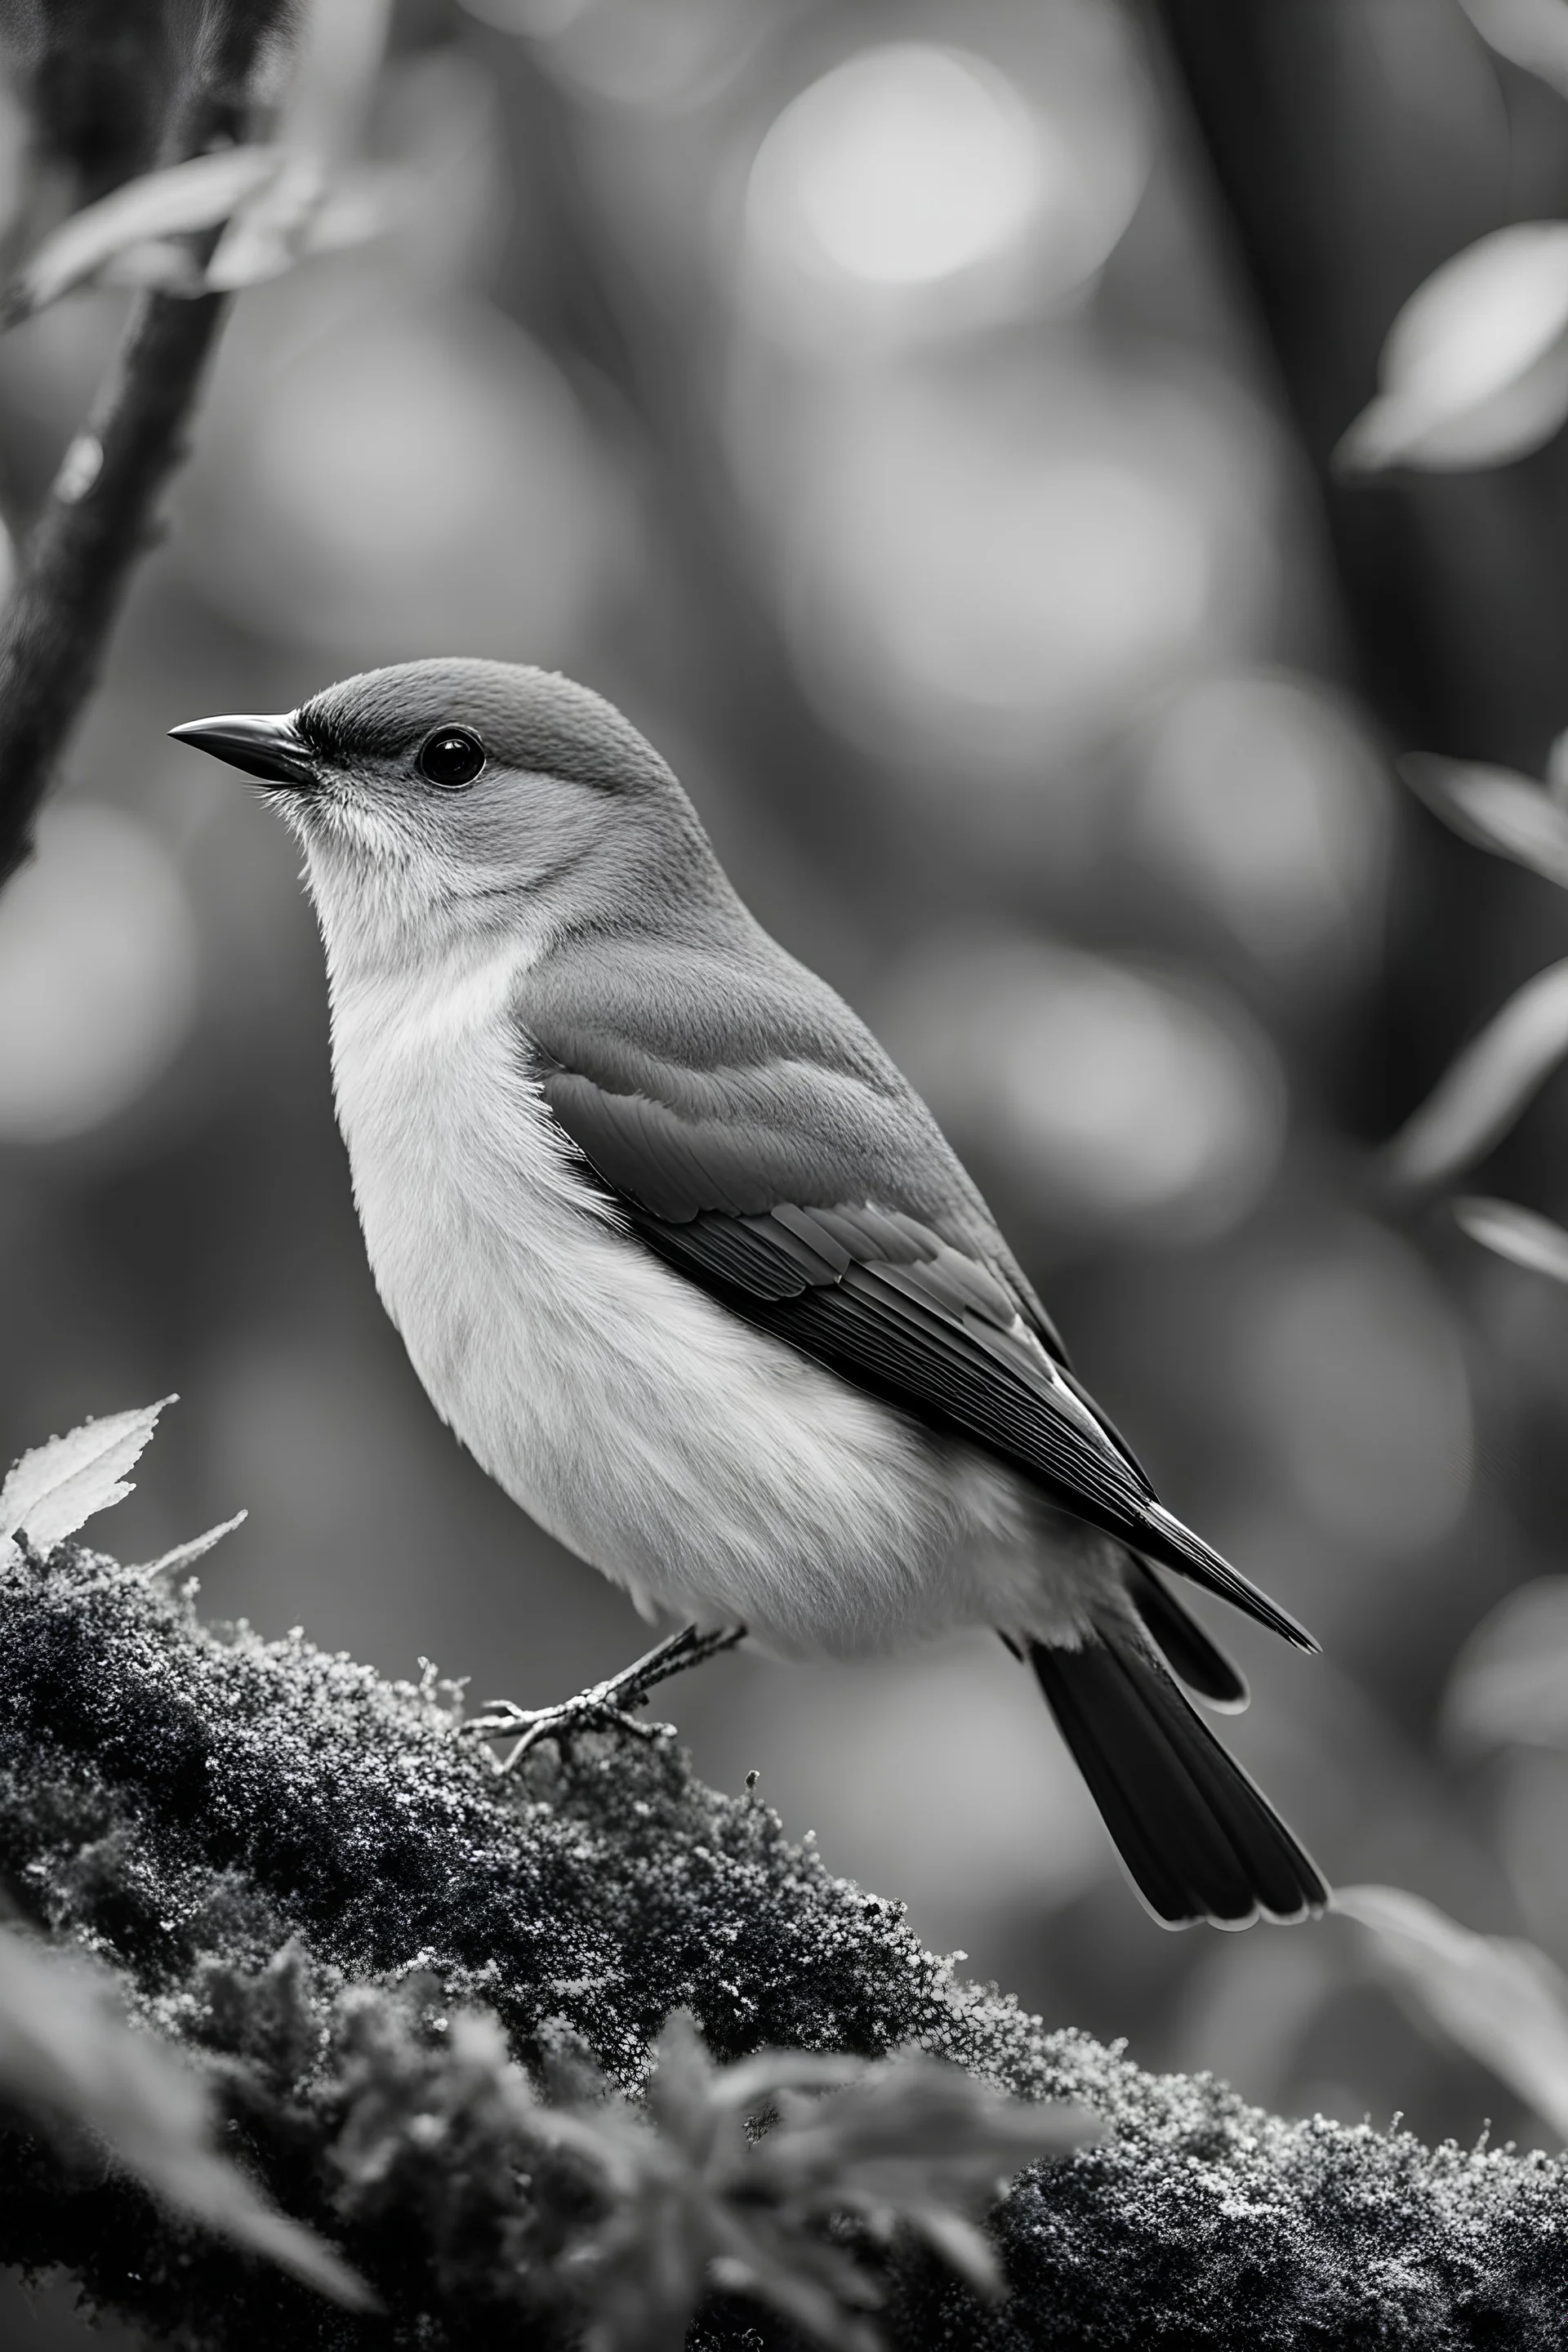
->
[1325,340,1568,2141]
[0,1918,366,2306]
[0,1435,1562,2348]
[1337,1886,1568,2143]
[519,2009,1090,2352]
[0,1396,171,1557]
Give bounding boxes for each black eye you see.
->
[417,727,486,788]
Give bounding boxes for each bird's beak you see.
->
[168,711,318,790]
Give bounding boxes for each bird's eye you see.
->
[417,727,486,788]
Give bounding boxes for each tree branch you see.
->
[0,1535,1561,2348]
[0,1,283,887]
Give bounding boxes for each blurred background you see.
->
[7,4,1568,2331]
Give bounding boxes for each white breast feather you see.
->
[323,936,1104,1656]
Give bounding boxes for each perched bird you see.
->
[173,661,1328,1930]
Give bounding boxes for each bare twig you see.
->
[0,2,285,887]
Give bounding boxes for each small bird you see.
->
[173,660,1328,1930]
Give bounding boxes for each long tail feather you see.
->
[1030,1624,1327,1928]
[1137,1502,1319,1654]
[1126,1559,1249,1712]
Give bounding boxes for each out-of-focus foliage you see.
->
[1459,0,1568,99]
[1452,1195,1568,1283]
[1401,749,1568,889]
[1337,223,1568,472]
[0,148,283,322]
[0,1923,368,2308]
[1383,960,1568,1190]
[1339,1885,1568,2142]
[531,2009,1091,2351]
[1446,1575,1568,1750]
[0,0,394,323]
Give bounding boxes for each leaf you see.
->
[758,2053,1092,2189]
[2,148,281,326]
[1443,1576,1568,1751]
[1337,1884,1568,2140]
[206,154,332,292]
[1381,960,1568,1188]
[207,0,393,291]
[540,2009,1096,2352]
[131,1508,248,1582]
[207,165,393,289]
[1335,223,1568,473]
[0,1398,174,1552]
[0,1927,371,2305]
[1401,754,1568,888]
[1454,1195,1568,1282]
[1459,0,1568,101]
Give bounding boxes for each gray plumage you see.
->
[172,658,1327,1930]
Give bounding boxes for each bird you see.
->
[172,659,1329,1931]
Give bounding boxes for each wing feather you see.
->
[521,1002,1316,1653]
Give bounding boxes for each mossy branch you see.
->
[0,1533,1561,2349]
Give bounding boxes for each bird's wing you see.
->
[517,963,1314,1652]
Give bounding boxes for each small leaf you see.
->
[1454,1195,1568,1282]
[100,237,207,296]
[131,1508,248,1582]
[1338,1884,1568,2140]
[0,1928,371,2305]
[1443,1576,1568,1751]
[206,154,332,292]
[1335,223,1568,473]
[0,1398,174,1552]
[1382,960,1568,1188]
[1401,754,1568,887]
[1459,0,1568,101]
[207,167,391,289]
[207,0,393,291]
[2,148,282,325]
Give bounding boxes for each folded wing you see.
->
[523,992,1316,1655]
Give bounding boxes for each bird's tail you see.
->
[1125,1557,1248,1712]
[1030,1619,1327,1928]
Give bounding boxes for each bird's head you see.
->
[172,658,717,966]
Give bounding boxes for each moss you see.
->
[0,1537,1562,2349]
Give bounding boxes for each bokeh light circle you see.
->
[767,368,1275,774]
[740,24,1148,336]
[748,46,1047,290]
[181,280,626,664]
[878,932,1286,1245]
[0,806,200,1144]
[1132,669,1391,969]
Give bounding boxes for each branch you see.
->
[0,1535,1561,2348]
[0,2,283,887]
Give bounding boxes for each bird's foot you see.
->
[464,1621,746,1775]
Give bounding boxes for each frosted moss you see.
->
[0,1539,1561,2347]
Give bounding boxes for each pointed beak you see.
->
[169,711,318,790]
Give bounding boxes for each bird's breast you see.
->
[327,945,593,1420]
[323,946,1045,1656]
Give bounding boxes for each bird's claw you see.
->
[461,1622,746,1776]
[464,1687,670,1774]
